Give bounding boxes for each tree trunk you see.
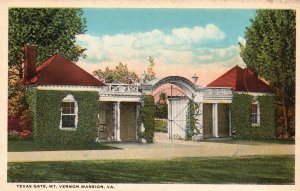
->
[281,88,289,138]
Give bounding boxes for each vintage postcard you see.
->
[0,0,299,191]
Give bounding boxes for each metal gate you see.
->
[153,85,191,140]
[168,96,189,139]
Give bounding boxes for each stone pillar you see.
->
[212,103,219,138]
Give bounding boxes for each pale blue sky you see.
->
[82,9,256,48]
[76,9,256,85]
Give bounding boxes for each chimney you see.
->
[24,45,37,81]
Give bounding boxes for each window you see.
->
[251,101,260,126]
[60,94,78,129]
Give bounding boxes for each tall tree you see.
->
[146,56,156,81]
[240,10,295,136]
[93,62,138,83]
[9,8,86,79]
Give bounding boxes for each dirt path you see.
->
[7,140,294,162]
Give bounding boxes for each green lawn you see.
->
[8,155,294,184]
[8,141,120,152]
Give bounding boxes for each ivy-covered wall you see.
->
[28,89,99,144]
[26,88,37,135]
[231,93,276,139]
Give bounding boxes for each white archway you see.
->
[152,76,200,98]
[143,76,203,140]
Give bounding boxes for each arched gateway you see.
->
[22,45,275,144]
[152,76,199,98]
[140,76,233,140]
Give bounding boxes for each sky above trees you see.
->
[76,9,256,85]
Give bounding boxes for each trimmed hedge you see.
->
[231,93,276,139]
[140,95,155,143]
[28,89,99,144]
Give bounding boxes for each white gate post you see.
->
[167,98,172,139]
[212,103,219,138]
[114,101,121,141]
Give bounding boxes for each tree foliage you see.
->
[155,92,168,119]
[93,62,138,83]
[9,8,87,78]
[240,10,295,134]
[146,56,156,81]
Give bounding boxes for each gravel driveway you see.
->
[8,140,294,162]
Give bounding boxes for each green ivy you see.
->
[185,97,199,140]
[27,89,99,144]
[231,93,276,139]
[256,95,276,139]
[140,95,155,143]
[26,88,37,138]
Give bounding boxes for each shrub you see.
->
[8,130,20,141]
[154,119,168,132]
[20,129,31,139]
[155,103,168,119]
[140,95,155,143]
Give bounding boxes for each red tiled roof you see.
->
[206,65,273,93]
[26,53,105,86]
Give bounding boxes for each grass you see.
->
[8,140,120,152]
[8,155,294,184]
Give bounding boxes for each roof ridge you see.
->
[245,68,272,89]
[206,65,241,87]
[36,53,59,72]
[44,53,104,84]
[56,54,103,84]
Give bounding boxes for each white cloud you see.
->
[75,24,244,85]
[172,24,225,43]
[76,24,226,63]
[198,55,213,61]
[76,34,107,62]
